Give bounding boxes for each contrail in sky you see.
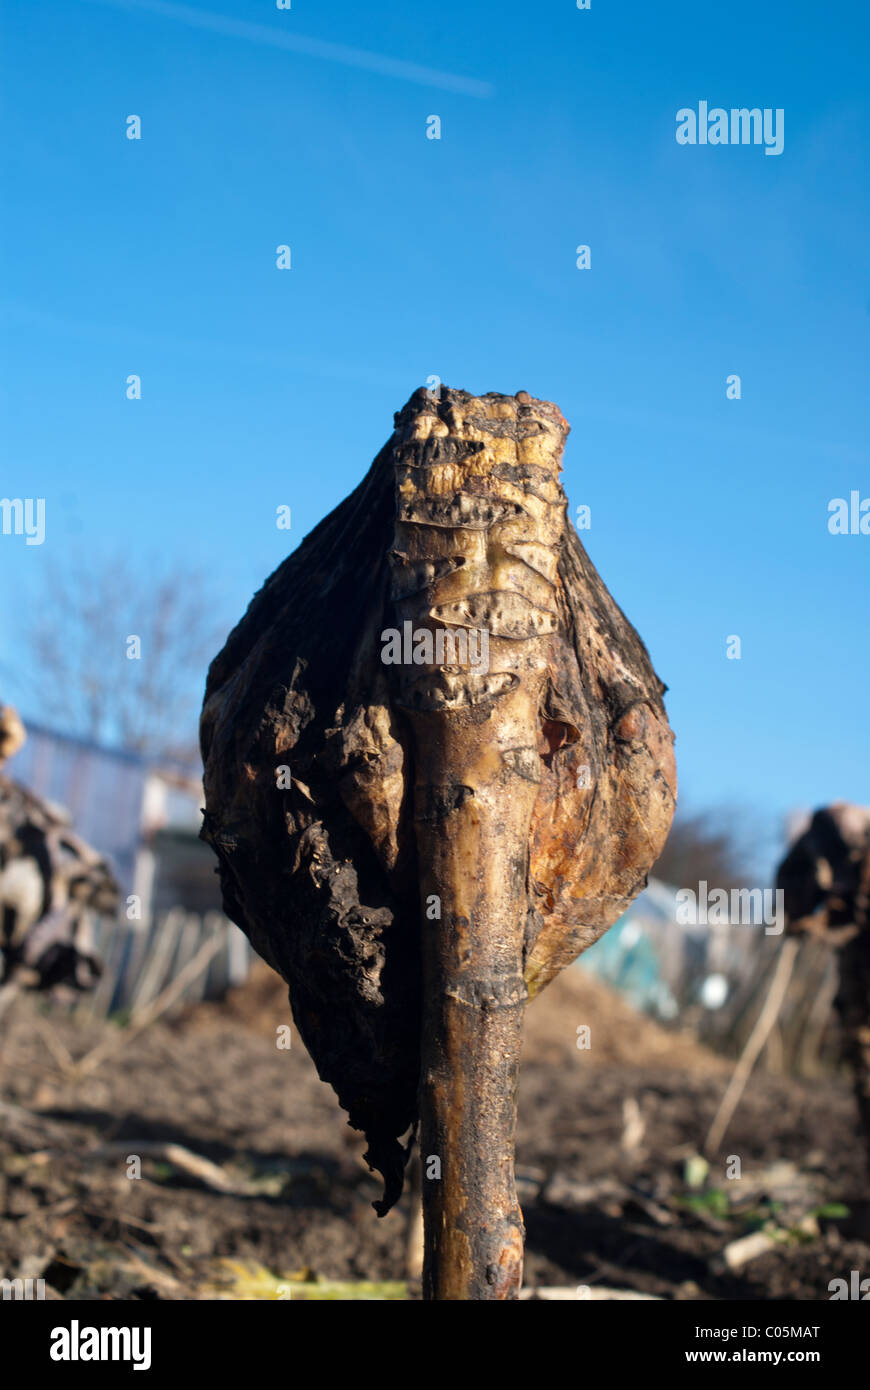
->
[81,0,494,97]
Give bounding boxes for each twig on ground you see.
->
[84,1139,248,1194]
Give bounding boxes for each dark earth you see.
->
[1,964,867,1300]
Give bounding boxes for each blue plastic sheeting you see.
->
[577,879,711,1021]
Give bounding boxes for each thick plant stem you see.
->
[390,390,565,1298]
[414,714,536,1299]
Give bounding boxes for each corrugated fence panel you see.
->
[73,909,253,1019]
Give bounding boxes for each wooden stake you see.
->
[704,938,798,1156]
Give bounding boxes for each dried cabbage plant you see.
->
[777,803,870,1176]
[200,387,676,1300]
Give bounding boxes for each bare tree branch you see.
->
[19,551,231,762]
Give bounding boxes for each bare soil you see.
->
[1,965,867,1300]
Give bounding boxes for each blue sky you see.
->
[1,0,867,871]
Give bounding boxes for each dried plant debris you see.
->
[200,387,676,1296]
[0,705,117,999]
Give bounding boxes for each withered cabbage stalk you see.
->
[200,388,676,1297]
